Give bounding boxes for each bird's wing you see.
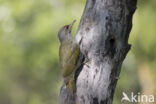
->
[68,41,80,65]
[59,40,80,77]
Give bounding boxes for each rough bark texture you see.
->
[75,0,137,104]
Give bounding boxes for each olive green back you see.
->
[59,39,80,78]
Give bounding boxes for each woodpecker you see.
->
[58,20,80,104]
[58,20,80,80]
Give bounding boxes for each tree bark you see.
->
[75,0,137,104]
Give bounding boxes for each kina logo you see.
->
[121,92,155,103]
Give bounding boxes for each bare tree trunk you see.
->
[75,0,137,104]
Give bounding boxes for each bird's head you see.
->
[58,20,76,42]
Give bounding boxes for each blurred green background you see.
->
[0,0,155,104]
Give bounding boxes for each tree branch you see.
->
[75,0,137,104]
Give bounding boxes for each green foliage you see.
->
[0,0,155,104]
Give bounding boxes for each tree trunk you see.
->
[75,0,137,104]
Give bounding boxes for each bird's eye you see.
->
[64,25,69,30]
[65,26,69,29]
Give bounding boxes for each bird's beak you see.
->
[69,20,76,31]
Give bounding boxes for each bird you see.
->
[58,20,80,104]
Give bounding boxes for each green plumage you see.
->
[59,39,80,78]
[58,20,81,104]
[58,20,80,97]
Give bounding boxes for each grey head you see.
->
[58,20,76,42]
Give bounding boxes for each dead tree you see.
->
[75,0,137,104]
